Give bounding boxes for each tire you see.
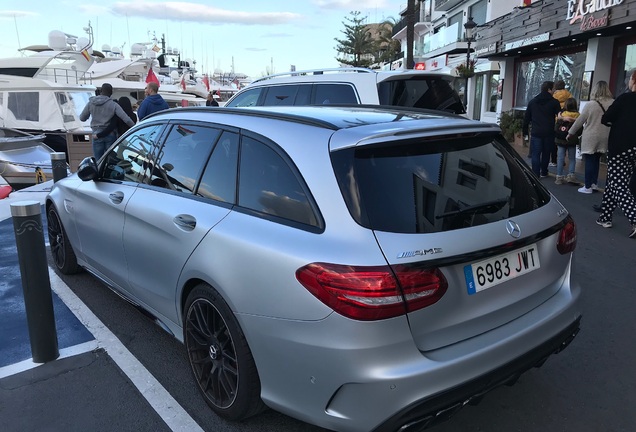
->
[184,284,266,420]
[46,204,80,274]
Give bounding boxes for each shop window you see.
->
[514,52,586,108]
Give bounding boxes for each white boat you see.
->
[0,127,54,190]
[84,42,208,108]
[0,27,96,164]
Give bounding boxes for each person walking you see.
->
[138,82,169,121]
[567,81,614,194]
[596,69,636,238]
[554,97,580,185]
[550,79,573,166]
[553,79,573,109]
[80,83,134,160]
[206,92,219,106]
[522,81,562,178]
[95,96,138,142]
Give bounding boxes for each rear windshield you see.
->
[378,76,465,114]
[331,135,551,234]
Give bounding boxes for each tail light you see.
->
[295,263,448,321]
[557,216,577,254]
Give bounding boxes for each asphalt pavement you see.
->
[0,181,200,432]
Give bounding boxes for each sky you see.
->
[0,0,406,78]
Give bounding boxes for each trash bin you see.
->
[66,132,93,172]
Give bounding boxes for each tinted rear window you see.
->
[331,135,550,233]
[378,77,465,114]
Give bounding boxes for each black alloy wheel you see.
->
[184,284,265,420]
[46,205,80,274]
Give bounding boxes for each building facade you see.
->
[393,0,636,125]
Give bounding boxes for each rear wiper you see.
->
[436,198,509,219]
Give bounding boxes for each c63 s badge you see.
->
[397,248,443,259]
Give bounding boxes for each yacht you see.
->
[0,26,96,170]
[84,42,207,108]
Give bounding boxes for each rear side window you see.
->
[238,136,319,228]
[378,77,465,114]
[313,84,358,105]
[196,131,239,203]
[331,135,550,233]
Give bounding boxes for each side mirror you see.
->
[77,156,98,181]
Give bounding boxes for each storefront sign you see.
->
[475,43,497,56]
[579,12,609,31]
[505,33,550,51]
[567,0,623,24]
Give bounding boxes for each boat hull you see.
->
[0,128,58,189]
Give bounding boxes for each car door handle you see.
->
[173,214,196,231]
[109,191,124,204]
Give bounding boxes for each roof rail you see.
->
[251,67,375,84]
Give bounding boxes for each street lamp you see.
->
[463,16,477,108]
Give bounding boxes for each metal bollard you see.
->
[50,152,68,183]
[11,201,59,363]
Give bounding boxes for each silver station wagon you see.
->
[46,105,581,432]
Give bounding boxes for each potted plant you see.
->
[455,59,476,78]
[498,110,524,145]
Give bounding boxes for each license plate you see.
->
[464,244,540,294]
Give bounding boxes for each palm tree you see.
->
[374,17,401,66]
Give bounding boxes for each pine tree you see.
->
[334,11,375,68]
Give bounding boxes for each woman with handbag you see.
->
[595,70,636,238]
[567,81,614,193]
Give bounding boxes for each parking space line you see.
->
[48,268,204,432]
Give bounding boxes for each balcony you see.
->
[435,0,464,12]
[422,23,462,55]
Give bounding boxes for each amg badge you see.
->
[397,248,443,259]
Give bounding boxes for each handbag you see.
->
[596,100,606,113]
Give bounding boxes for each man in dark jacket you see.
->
[80,83,134,159]
[138,82,169,121]
[522,81,562,177]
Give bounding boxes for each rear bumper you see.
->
[375,315,581,432]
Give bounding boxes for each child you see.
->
[554,97,580,184]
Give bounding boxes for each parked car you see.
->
[46,105,581,432]
[224,67,466,114]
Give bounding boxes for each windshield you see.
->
[331,134,550,233]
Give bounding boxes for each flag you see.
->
[202,74,210,92]
[179,74,187,92]
[146,69,160,87]
[81,49,91,62]
[152,44,161,53]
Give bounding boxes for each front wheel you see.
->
[184,284,266,420]
[47,204,80,274]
